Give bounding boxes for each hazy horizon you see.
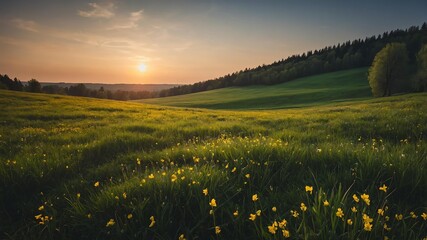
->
[1,0,426,84]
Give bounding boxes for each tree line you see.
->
[158,23,427,98]
[2,23,426,100]
[0,76,158,100]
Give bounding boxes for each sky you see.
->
[0,0,426,84]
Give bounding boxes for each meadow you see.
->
[138,68,372,109]
[0,89,426,239]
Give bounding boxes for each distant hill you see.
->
[40,82,180,92]
[137,68,371,110]
[156,23,426,98]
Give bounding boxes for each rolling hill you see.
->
[137,68,371,109]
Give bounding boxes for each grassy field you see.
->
[0,89,426,239]
[137,68,372,110]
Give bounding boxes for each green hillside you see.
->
[138,68,371,109]
[1,90,426,239]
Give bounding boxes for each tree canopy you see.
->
[368,43,408,97]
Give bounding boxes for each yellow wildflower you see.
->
[171,174,177,182]
[38,205,44,211]
[336,208,344,218]
[282,229,290,238]
[268,222,278,234]
[384,223,391,231]
[351,206,357,213]
[233,210,239,216]
[249,213,257,221]
[122,192,127,199]
[352,194,359,203]
[347,219,353,225]
[364,222,372,231]
[77,193,81,199]
[305,185,313,194]
[256,210,261,216]
[127,213,133,219]
[363,214,373,222]
[360,193,370,205]
[209,198,217,207]
[410,211,417,219]
[379,184,388,192]
[148,174,154,179]
[421,212,427,220]
[231,167,237,173]
[149,216,156,227]
[395,214,403,221]
[378,208,384,216]
[203,188,208,196]
[323,200,329,207]
[215,226,221,235]
[94,181,100,187]
[277,219,287,228]
[300,203,307,212]
[106,218,115,227]
[252,194,258,202]
[87,213,91,218]
[209,210,214,215]
[178,234,186,240]
[291,210,299,218]
[245,173,250,179]
[34,214,42,220]
[272,206,277,212]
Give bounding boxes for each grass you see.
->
[0,89,426,239]
[137,68,372,110]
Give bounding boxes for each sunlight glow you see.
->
[138,63,147,72]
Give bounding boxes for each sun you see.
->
[138,63,147,72]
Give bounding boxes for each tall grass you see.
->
[0,90,426,239]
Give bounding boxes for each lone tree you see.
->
[414,44,427,91]
[368,43,408,97]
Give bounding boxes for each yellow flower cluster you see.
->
[362,214,373,231]
[34,205,52,225]
[360,193,370,205]
[267,218,289,237]
[300,203,307,212]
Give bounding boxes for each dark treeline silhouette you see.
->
[158,23,427,98]
[0,74,24,91]
[0,75,158,100]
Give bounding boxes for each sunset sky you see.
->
[0,0,426,84]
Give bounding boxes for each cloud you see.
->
[11,19,39,32]
[108,10,143,30]
[78,3,115,19]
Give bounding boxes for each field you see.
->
[0,89,426,239]
[138,68,372,109]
